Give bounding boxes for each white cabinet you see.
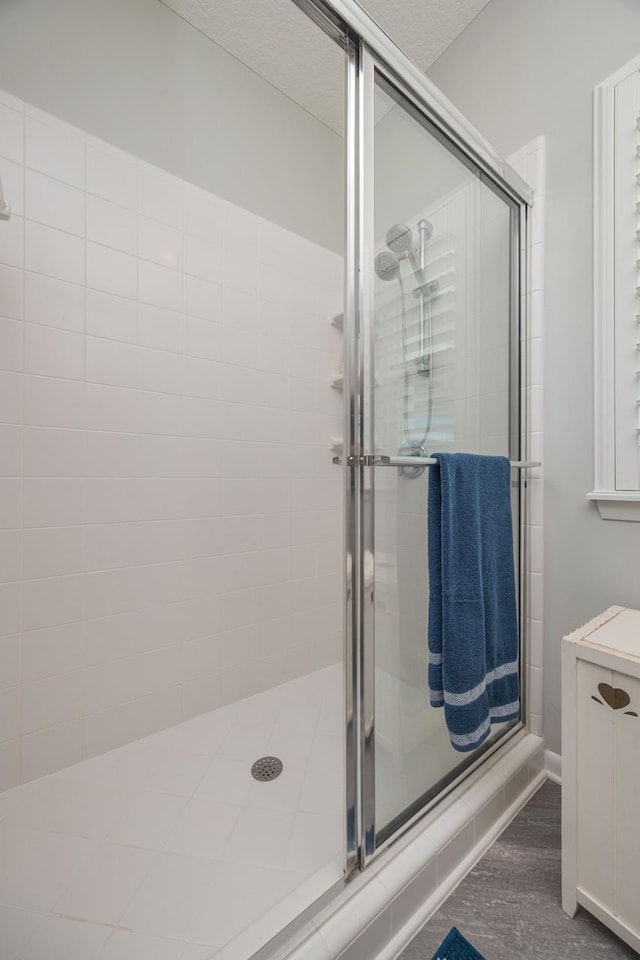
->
[562,606,640,953]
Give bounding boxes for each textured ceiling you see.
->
[159,0,490,133]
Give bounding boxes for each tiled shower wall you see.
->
[0,88,343,789]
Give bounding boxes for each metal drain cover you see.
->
[251,756,283,782]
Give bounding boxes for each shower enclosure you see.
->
[337,25,531,875]
[0,0,535,956]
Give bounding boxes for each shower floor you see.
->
[0,665,344,960]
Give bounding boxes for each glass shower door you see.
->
[359,55,522,855]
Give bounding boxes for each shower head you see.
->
[374,250,400,282]
[385,224,415,258]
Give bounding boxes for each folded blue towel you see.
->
[428,452,519,752]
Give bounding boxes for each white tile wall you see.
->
[0,89,343,789]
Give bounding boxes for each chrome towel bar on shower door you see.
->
[332,454,541,468]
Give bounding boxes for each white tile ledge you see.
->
[587,491,640,521]
[278,733,544,960]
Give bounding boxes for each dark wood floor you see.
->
[398,781,637,960]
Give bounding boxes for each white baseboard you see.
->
[545,749,561,783]
[378,767,547,960]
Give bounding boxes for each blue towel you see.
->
[428,453,519,752]
[430,927,487,960]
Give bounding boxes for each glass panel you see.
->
[371,73,519,838]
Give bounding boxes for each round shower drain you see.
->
[251,756,283,781]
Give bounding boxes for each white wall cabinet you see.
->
[562,606,640,953]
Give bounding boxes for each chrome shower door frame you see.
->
[293,0,533,878]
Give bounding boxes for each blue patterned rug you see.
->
[431,927,487,960]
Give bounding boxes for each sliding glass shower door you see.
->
[356,52,524,858]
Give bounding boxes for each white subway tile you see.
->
[259,336,289,374]
[183,316,222,361]
[0,479,20,530]
[23,478,85,528]
[137,346,183,395]
[0,634,19,689]
[22,671,83,734]
[23,374,84,429]
[25,272,84,332]
[258,261,290,306]
[25,220,84,284]
[84,383,136,434]
[139,216,183,269]
[22,621,84,683]
[136,435,184,478]
[86,336,137,388]
[224,246,257,295]
[223,287,259,334]
[139,259,182,311]
[181,438,225,477]
[0,738,19,791]
[136,391,183,436]
[86,288,137,343]
[25,323,84,380]
[185,234,222,284]
[184,275,222,322]
[0,426,19,478]
[22,526,84,580]
[181,397,225,439]
[0,103,24,163]
[87,242,137,299]
[87,194,136,254]
[84,432,137,478]
[258,298,291,341]
[182,356,223,401]
[138,303,182,353]
[0,212,23,269]
[22,426,85,478]
[0,583,20,636]
[0,264,24,320]
[87,142,137,210]
[25,169,84,236]
[0,530,20,583]
[25,115,85,188]
[0,685,20,742]
[21,574,84,631]
[0,318,22,372]
[0,371,21,423]
[21,719,83,780]
[138,166,183,228]
[223,326,260,369]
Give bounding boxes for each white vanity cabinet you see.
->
[562,605,640,953]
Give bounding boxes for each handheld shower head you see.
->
[374,250,400,282]
[385,224,415,258]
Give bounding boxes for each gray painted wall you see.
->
[429,0,640,753]
[0,0,344,252]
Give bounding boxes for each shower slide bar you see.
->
[333,455,540,468]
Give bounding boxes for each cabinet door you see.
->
[613,669,640,932]
[576,661,615,912]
